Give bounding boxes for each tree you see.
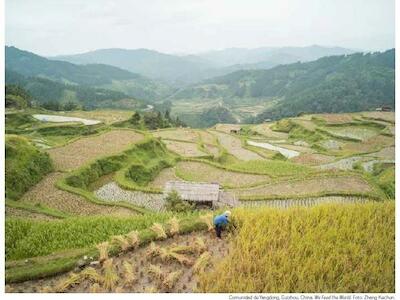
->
[63,101,79,111]
[130,112,141,126]
[164,109,171,122]
[143,111,165,130]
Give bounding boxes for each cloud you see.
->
[5,0,395,56]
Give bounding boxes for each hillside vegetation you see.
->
[5,135,53,200]
[52,46,355,85]
[5,47,174,103]
[171,49,394,126]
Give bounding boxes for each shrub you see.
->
[164,190,194,212]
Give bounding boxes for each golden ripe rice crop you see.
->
[198,202,394,293]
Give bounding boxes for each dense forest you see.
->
[5,70,144,110]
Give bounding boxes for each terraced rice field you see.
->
[361,111,395,123]
[152,128,199,142]
[314,113,355,124]
[278,143,313,153]
[20,173,136,216]
[32,114,101,125]
[362,160,395,173]
[252,123,289,139]
[163,140,207,157]
[323,126,379,141]
[318,156,364,171]
[247,140,299,159]
[202,144,219,156]
[197,130,217,145]
[234,176,372,198]
[95,182,165,211]
[320,139,343,150]
[8,231,229,293]
[175,161,271,188]
[291,119,317,131]
[148,168,180,189]
[211,131,263,161]
[214,124,242,133]
[341,135,394,154]
[63,110,133,124]
[369,146,395,160]
[47,130,144,170]
[240,196,369,209]
[5,207,56,221]
[290,153,336,165]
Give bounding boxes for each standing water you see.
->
[247,140,300,158]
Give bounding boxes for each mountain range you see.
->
[5,45,395,127]
[51,45,356,85]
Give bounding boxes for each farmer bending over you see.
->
[213,211,231,239]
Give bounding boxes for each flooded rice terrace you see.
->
[32,114,101,125]
[247,140,300,158]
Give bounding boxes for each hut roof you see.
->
[164,181,220,202]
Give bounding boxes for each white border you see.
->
[1,0,398,299]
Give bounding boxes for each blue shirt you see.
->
[214,213,229,226]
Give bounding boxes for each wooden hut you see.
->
[163,181,238,208]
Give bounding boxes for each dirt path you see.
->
[47,130,144,170]
[20,173,137,216]
[8,231,230,293]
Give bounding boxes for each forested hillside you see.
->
[171,49,394,123]
[52,46,354,85]
[5,46,175,101]
[5,70,145,110]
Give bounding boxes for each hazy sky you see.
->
[6,0,395,56]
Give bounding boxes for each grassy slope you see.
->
[199,202,394,293]
[5,135,53,200]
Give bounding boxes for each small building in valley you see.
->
[163,181,238,208]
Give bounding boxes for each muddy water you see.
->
[240,196,370,209]
[32,114,101,125]
[247,140,300,158]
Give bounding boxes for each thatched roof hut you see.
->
[164,181,220,203]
